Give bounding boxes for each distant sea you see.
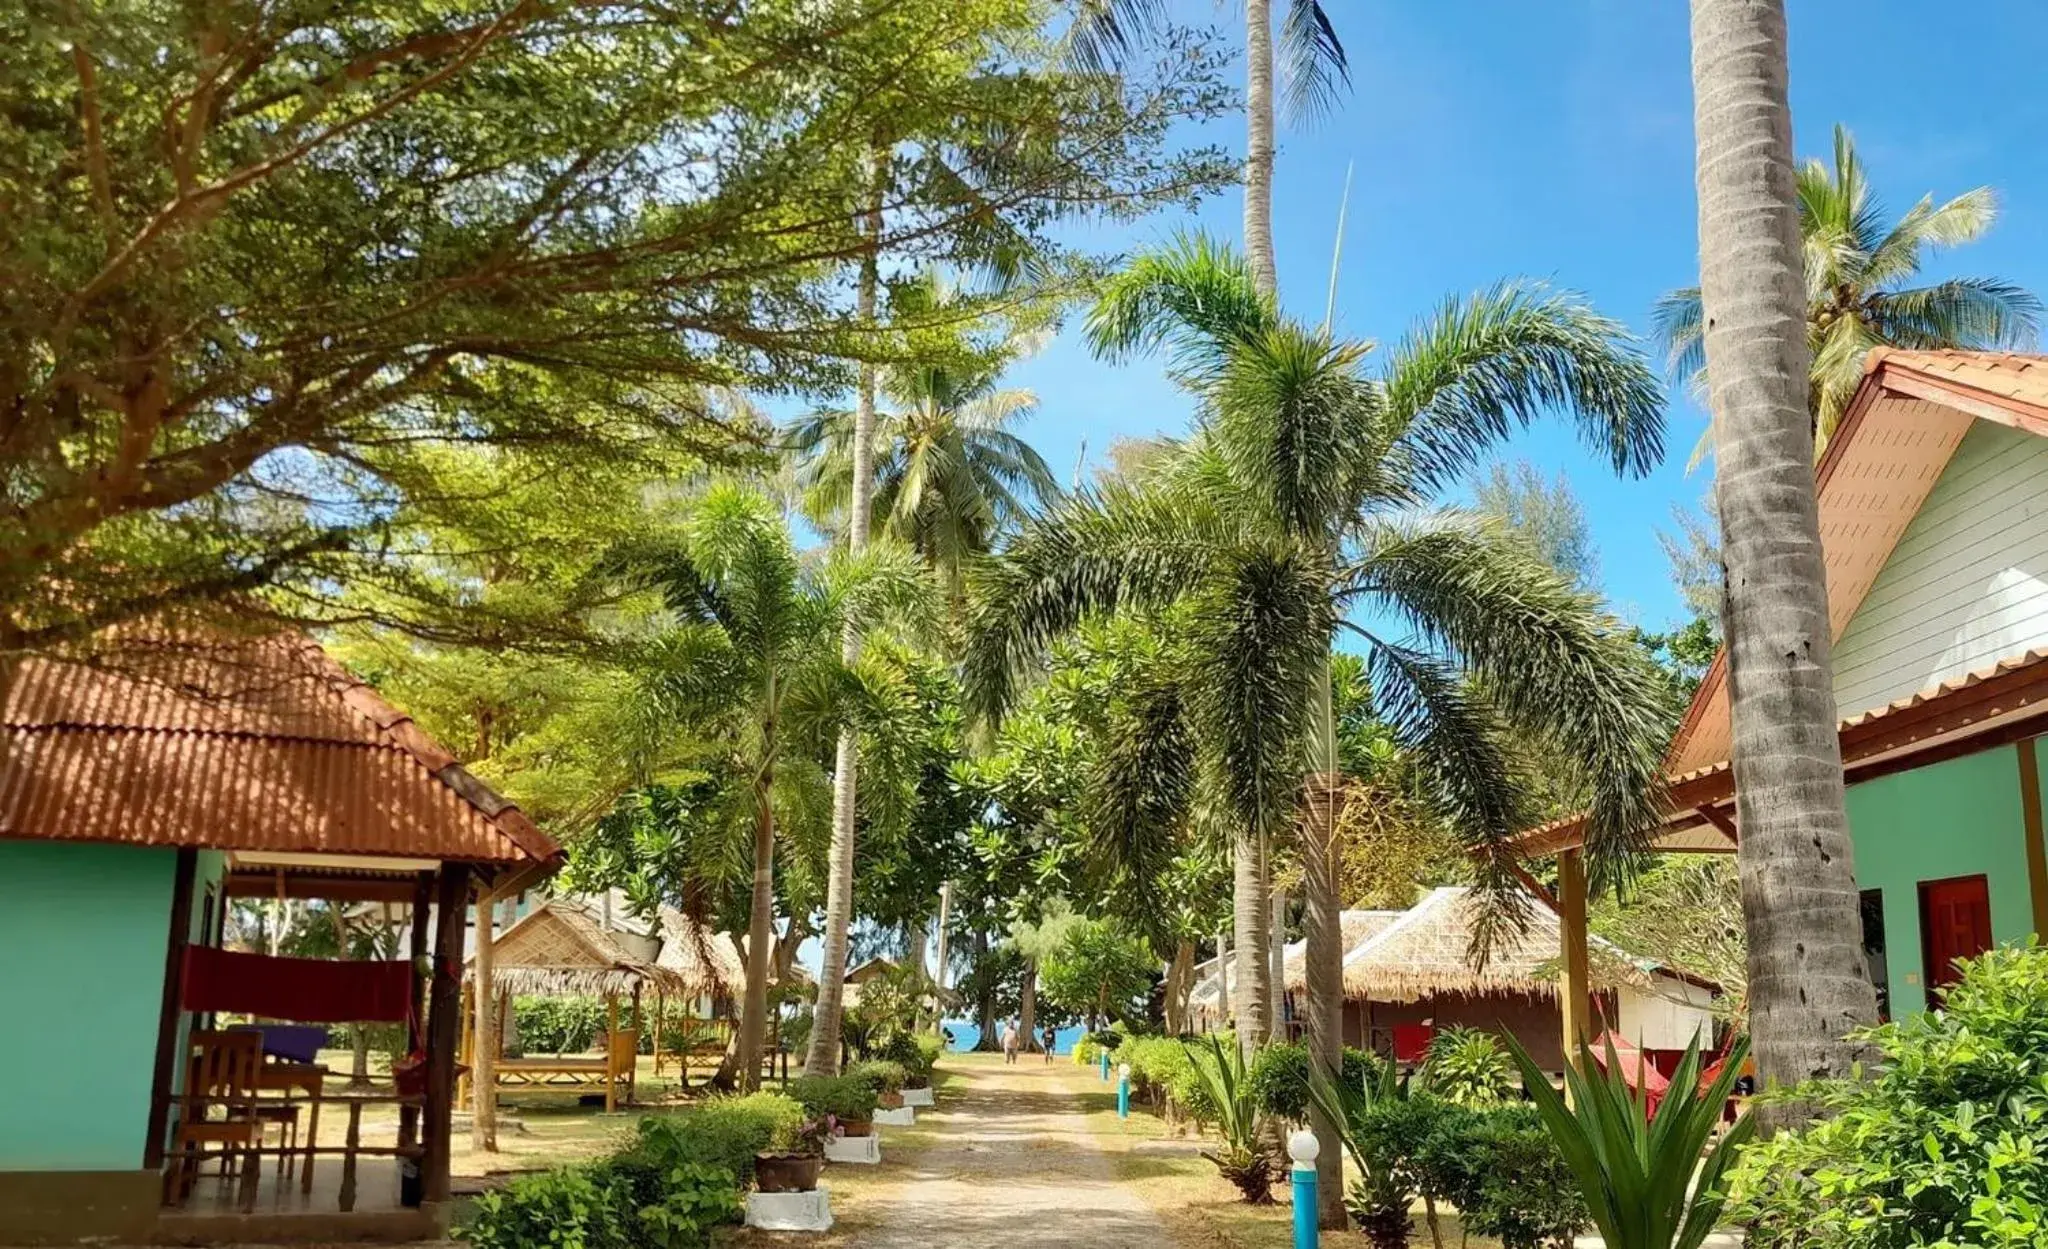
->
[940,1020,1088,1055]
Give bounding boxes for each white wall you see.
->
[1616,976,1716,1051]
[1832,421,2048,716]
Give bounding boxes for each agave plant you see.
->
[1504,1034,1754,1249]
[1183,1033,1278,1203]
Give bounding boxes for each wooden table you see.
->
[255,1062,327,1193]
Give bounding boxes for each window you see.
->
[1859,889,1890,1020]
[1918,874,1993,1006]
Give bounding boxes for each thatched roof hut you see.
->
[479,894,702,999]
[1189,909,1405,1020]
[1314,886,1698,1002]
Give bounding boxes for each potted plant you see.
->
[790,1075,879,1138]
[754,1114,836,1194]
[850,1059,908,1109]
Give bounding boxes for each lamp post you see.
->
[1288,1129,1320,1249]
[1099,1049,1111,1081]
[1117,1063,1131,1119]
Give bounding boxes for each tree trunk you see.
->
[932,882,953,1034]
[1303,661,1347,1228]
[1268,887,1287,1042]
[1242,0,1279,297]
[807,147,888,1079]
[973,930,1000,1051]
[471,885,498,1150]
[738,723,778,1092]
[1163,940,1194,1034]
[1019,959,1040,1052]
[1688,0,1878,1119]
[1231,824,1272,1059]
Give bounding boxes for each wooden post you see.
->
[628,981,643,1105]
[604,992,620,1113]
[144,847,199,1172]
[652,991,666,1078]
[1558,849,1592,1075]
[456,983,473,1107]
[2019,739,2048,937]
[471,883,498,1152]
[423,866,468,1205]
[399,872,432,1164]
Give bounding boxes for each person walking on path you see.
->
[1042,1024,1057,1063]
[1002,1019,1021,1064]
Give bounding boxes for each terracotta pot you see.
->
[753,1152,823,1194]
[839,1117,874,1138]
[878,1090,905,1109]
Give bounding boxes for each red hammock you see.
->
[180,946,411,1023]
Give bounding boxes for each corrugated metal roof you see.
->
[1,630,560,868]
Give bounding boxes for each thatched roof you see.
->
[1334,887,1682,1003]
[1280,910,1406,993]
[475,895,696,998]
[652,906,745,996]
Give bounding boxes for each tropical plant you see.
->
[1728,943,2048,1249]
[1685,0,1882,1113]
[1183,1032,1278,1204]
[1037,917,1158,1025]
[790,323,1062,599]
[1306,1063,1447,1249]
[966,231,1674,1207]
[1656,124,2039,453]
[1247,1041,1386,1122]
[625,482,932,1089]
[1504,1034,1753,1249]
[1419,1027,1514,1107]
[1417,1103,1589,1249]
[788,1075,880,1124]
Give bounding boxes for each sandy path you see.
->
[842,1055,1169,1248]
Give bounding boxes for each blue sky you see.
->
[1005,0,2048,632]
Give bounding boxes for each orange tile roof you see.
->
[1866,348,2048,411]
[1,630,561,870]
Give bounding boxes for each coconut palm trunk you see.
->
[1231,827,1272,1057]
[1687,0,1878,1114]
[737,711,777,1092]
[1242,0,1279,297]
[807,152,886,1078]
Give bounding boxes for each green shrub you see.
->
[788,1074,878,1121]
[1418,1103,1587,1249]
[1247,1041,1387,1122]
[512,996,608,1054]
[1342,1094,1453,1248]
[1074,1037,1101,1066]
[1728,943,2048,1249]
[627,1093,803,1185]
[847,1059,908,1094]
[878,1031,940,1083]
[1122,1034,1219,1124]
[465,1167,635,1249]
[1419,1027,1514,1107]
[1090,1029,1122,1052]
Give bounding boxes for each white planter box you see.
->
[874,1106,915,1127]
[823,1133,881,1164]
[901,1086,934,1107]
[746,1186,832,1232]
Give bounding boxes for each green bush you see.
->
[1729,942,2048,1249]
[878,1031,940,1083]
[846,1059,908,1095]
[592,1153,744,1249]
[1342,1094,1453,1248]
[627,1093,804,1185]
[466,1167,635,1249]
[1122,1033,1223,1125]
[1074,1037,1102,1066]
[788,1074,879,1122]
[1418,1027,1514,1107]
[1090,1029,1122,1052]
[1247,1041,1387,1122]
[512,996,609,1054]
[1417,1103,1587,1249]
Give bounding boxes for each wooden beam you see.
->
[471,883,498,1153]
[224,873,419,902]
[423,865,468,1206]
[2019,739,2048,938]
[1557,850,1591,1077]
[398,871,432,1192]
[1694,804,1740,845]
[143,847,199,1171]
[1508,860,1559,911]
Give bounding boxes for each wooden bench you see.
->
[493,1029,638,1111]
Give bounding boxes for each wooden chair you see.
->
[168,1031,266,1206]
[604,1029,639,1112]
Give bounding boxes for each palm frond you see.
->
[1381,280,1665,493]
[962,476,1239,724]
[1085,232,1277,387]
[1057,0,1168,72]
[1865,186,1999,287]
[1647,288,1705,384]
[1208,324,1378,543]
[1865,277,2042,352]
[1278,0,1349,124]
[1085,669,1197,892]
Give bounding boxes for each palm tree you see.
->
[967,234,1674,1204]
[1685,0,1879,1118]
[631,482,929,1089]
[1656,123,2039,453]
[789,353,1061,601]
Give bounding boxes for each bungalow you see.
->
[1521,349,2048,1033]
[0,627,561,1244]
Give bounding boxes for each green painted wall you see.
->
[1845,743,2041,1016]
[0,842,177,1171]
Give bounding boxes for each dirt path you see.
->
[834,1054,1169,1247]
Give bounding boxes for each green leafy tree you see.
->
[1656,124,2040,454]
[1036,915,1155,1025]
[1,0,1234,654]
[968,233,1673,1192]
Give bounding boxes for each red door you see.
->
[1919,875,1993,1002]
